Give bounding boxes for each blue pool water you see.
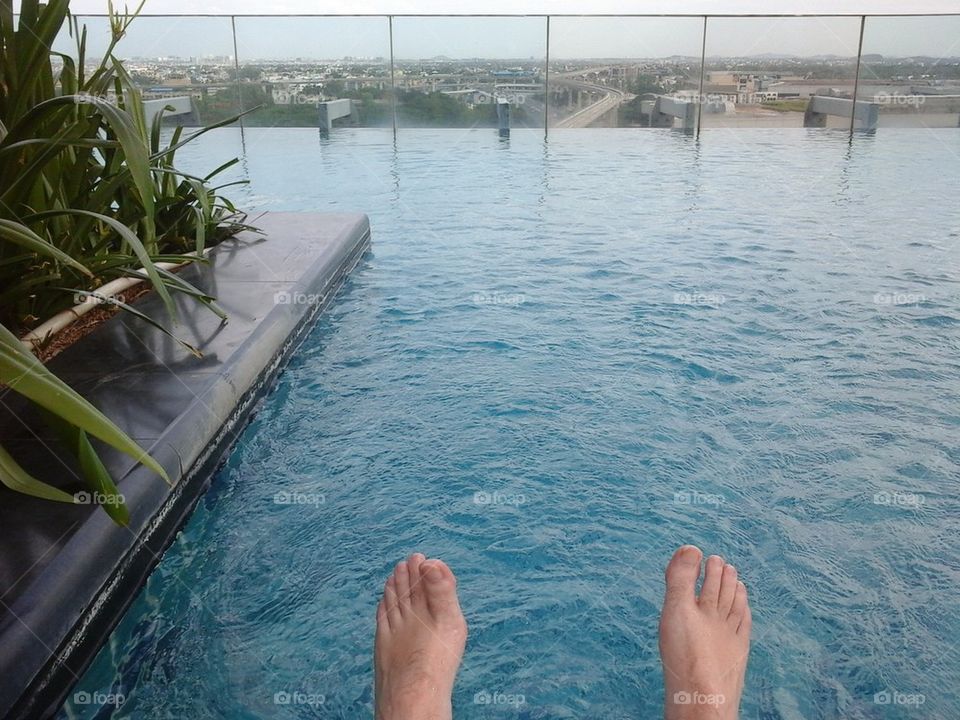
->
[63,129,959,719]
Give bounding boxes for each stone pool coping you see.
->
[0,212,371,719]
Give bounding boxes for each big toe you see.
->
[664,545,703,603]
[421,559,462,621]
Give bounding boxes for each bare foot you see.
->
[375,553,468,720]
[659,545,751,720]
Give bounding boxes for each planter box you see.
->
[0,212,370,719]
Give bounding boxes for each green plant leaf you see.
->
[67,288,202,358]
[0,219,94,276]
[0,442,78,503]
[40,407,131,525]
[5,94,157,247]
[26,208,175,319]
[0,323,170,484]
[76,428,130,525]
[0,0,259,525]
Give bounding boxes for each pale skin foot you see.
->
[374,553,467,720]
[659,545,752,720]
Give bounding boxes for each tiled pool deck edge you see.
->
[0,212,371,719]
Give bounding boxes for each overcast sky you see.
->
[30,0,960,15]
[37,2,960,60]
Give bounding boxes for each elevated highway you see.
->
[552,78,629,128]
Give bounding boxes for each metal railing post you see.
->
[850,15,867,135]
[389,15,398,140]
[544,15,551,139]
[696,15,707,137]
[231,16,244,130]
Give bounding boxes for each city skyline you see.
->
[43,14,960,61]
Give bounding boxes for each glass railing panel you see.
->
[547,17,705,130]
[34,12,960,135]
[232,16,392,129]
[857,16,960,129]
[53,15,240,128]
[700,17,862,129]
[391,16,547,129]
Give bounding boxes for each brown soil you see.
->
[33,282,154,364]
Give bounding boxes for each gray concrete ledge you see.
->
[0,212,370,719]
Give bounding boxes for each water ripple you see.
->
[63,129,960,720]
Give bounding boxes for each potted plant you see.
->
[0,0,255,523]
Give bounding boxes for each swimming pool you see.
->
[62,129,959,719]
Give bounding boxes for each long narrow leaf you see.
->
[68,289,202,358]
[0,219,94,276]
[0,323,170,483]
[41,408,131,525]
[148,106,262,163]
[0,442,78,502]
[76,428,130,524]
[6,95,156,246]
[26,208,175,318]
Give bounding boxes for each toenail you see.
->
[675,545,701,562]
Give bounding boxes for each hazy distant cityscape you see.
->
[86,50,958,129]
[44,10,960,130]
